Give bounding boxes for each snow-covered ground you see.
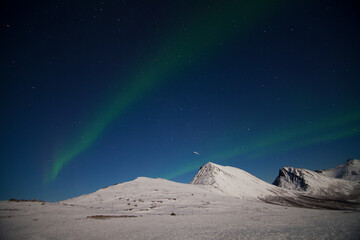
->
[1,193,360,239]
[1,161,359,239]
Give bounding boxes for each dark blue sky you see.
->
[1,0,359,202]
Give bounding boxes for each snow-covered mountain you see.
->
[60,161,359,210]
[62,176,232,215]
[315,159,360,182]
[2,161,360,240]
[2,177,360,240]
[273,160,360,201]
[63,163,289,211]
[190,162,288,199]
[191,162,360,209]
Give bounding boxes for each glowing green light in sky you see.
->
[47,0,279,182]
[164,110,360,180]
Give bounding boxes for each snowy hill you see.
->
[190,162,360,209]
[60,162,359,210]
[190,162,288,199]
[315,159,360,182]
[65,162,291,211]
[2,162,360,240]
[273,161,360,201]
[61,176,242,216]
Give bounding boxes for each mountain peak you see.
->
[346,159,359,165]
[273,159,360,200]
[202,162,220,168]
[315,159,360,182]
[191,162,284,199]
[190,162,222,186]
[273,167,313,191]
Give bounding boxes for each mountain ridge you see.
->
[190,162,288,199]
[60,160,360,210]
[315,159,360,182]
[272,159,360,202]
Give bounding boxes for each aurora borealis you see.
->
[1,0,360,201]
[47,0,279,182]
[164,109,360,179]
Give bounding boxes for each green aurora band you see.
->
[47,0,283,182]
[164,110,360,180]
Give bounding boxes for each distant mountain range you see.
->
[272,159,360,201]
[315,159,360,182]
[63,159,360,210]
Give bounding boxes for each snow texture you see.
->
[315,159,360,182]
[1,161,360,239]
[273,160,360,201]
[190,162,288,199]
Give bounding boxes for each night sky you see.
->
[1,0,359,202]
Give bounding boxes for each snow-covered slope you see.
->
[273,164,360,201]
[190,162,288,199]
[315,159,360,182]
[2,162,360,240]
[2,195,360,240]
[62,161,358,210]
[64,162,294,211]
[62,176,238,215]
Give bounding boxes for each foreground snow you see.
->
[1,176,360,239]
[1,161,359,239]
[1,197,359,239]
